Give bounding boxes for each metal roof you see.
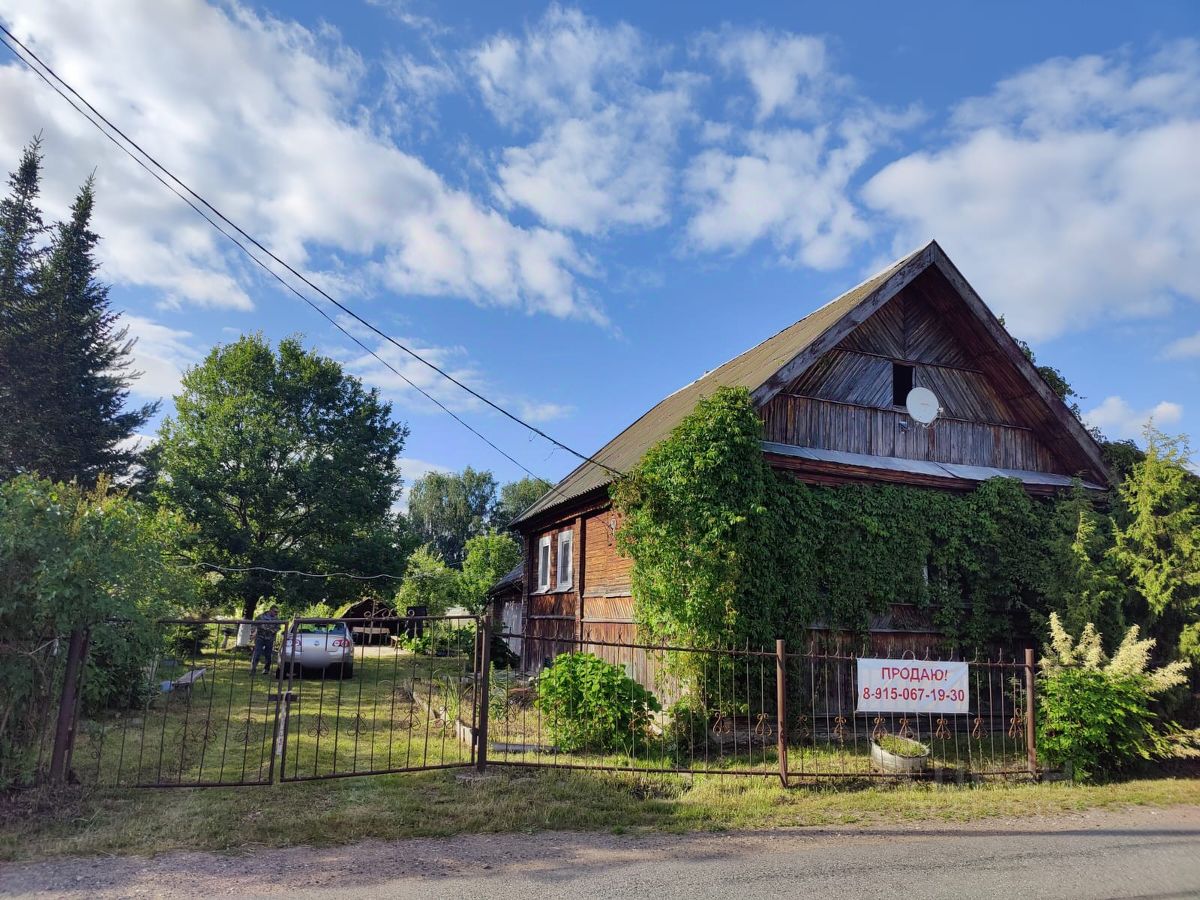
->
[513,244,932,524]
[761,442,1105,491]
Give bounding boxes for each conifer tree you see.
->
[0,140,156,484]
[0,137,48,477]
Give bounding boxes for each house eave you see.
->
[762,441,1105,495]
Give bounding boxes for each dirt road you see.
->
[2,805,1198,899]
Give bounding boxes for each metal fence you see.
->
[489,631,1036,784]
[56,616,1039,789]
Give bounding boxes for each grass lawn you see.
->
[3,770,1198,862]
[73,636,477,787]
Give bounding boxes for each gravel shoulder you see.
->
[2,804,1198,899]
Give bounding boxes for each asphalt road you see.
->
[2,805,1198,899]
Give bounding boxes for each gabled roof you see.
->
[486,561,523,597]
[514,241,1108,526]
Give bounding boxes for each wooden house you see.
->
[502,242,1109,668]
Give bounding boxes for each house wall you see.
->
[759,287,1070,474]
[520,503,638,672]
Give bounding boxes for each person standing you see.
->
[250,605,281,675]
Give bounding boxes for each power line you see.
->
[0,30,559,494]
[175,561,403,581]
[0,23,621,483]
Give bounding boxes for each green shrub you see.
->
[534,652,660,754]
[1038,668,1167,781]
[1037,614,1189,782]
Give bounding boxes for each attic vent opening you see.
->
[891,362,914,407]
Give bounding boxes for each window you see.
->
[536,536,551,593]
[892,362,914,406]
[556,530,574,591]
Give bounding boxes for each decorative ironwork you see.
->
[971,716,984,739]
[233,718,257,745]
[897,717,915,740]
[934,717,951,740]
[753,712,773,739]
[870,716,888,740]
[306,714,330,738]
[1008,709,1025,740]
[833,715,847,744]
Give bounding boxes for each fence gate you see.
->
[68,616,484,788]
[64,617,1040,788]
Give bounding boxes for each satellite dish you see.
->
[905,386,940,425]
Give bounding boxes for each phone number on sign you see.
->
[861,687,965,703]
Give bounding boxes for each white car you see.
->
[278,622,354,679]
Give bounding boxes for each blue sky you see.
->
[1,0,1198,491]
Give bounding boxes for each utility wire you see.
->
[0,31,560,494]
[0,23,621,483]
[174,561,403,581]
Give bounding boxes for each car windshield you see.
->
[298,623,345,634]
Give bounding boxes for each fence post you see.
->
[776,639,788,788]
[1024,647,1038,779]
[267,618,297,785]
[476,614,492,773]
[48,627,90,784]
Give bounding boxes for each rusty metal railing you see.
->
[64,615,1040,788]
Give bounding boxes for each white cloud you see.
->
[684,113,905,269]
[123,314,202,401]
[0,0,597,321]
[473,7,695,235]
[700,27,840,122]
[864,42,1200,340]
[472,7,648,125]
[1163,330,1200,359]
[1083,395,1184,441]
[517,400,573,423]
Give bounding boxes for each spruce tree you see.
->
[0,137,48,478]
[0,141,156,484]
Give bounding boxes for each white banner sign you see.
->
[856,658,969,715]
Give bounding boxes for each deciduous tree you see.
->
[407,467,497,567]
[155,335,410,619]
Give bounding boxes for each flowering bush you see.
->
[1037,614,1189,781]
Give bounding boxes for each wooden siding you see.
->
[761,394,1061,471]
[837,286,971,367]
[583,509,633,598]
[770,281,1072,474]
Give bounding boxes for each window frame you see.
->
[536,535,552,593]
[555,529,574,591]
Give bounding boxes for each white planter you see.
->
[870,740,930,774]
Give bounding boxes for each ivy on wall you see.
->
[612,387,1109,652]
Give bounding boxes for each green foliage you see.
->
[0,476,200,786]
[407,467,498,567]
[534,652,661,754]
[1037,615,1188,781]
[1040,497,1128,647]
[613,387,784,649]
[0,138,155,485]
[876,735,928,758]
[1038,670,1166,782]
[1111,428,1200,664]
[612,387,1110,653]
[459,531,521,612]
[394,545,461,615]
[155,334,411,619]
[493,476,553,527]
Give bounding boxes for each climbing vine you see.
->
[613,387,1106,653]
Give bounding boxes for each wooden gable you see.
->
[758,263,1103,481]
